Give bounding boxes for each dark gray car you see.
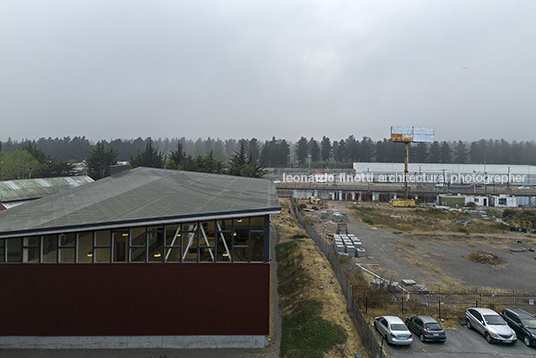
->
[500,308,536,347]
[405,315,446,343]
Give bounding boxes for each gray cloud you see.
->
[1,0,535,143]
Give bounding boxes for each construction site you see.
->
[281,193,536,356]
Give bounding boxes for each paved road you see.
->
[380,326,536,357]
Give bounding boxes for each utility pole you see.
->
[391,127,434,203]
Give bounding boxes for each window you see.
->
[23,236,40,263]
[42,235,58,263]
[6,238,22,263]
[164,224,181,262]
[130,227,146,262]
[425,323,442,330]
[78,231,93,263]
[251,233,265,262]
[198,222,215,262]
[0,215,270,264]
[216,220,232,262]
[59,233,75,263]
[181,223,199,262]
[250,216,265,231]
[147,226,163,262]
[112,230,128,262]
[94,230,111,263]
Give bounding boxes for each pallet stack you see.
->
[333,234,366,258]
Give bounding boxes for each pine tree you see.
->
[228,143,265,177]
[129,138,165,169]
[320,136,332,163]
[454,141,467,163]
[295,137,309,164]
[87,141,118,180]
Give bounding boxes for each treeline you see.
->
[2,135,536,168]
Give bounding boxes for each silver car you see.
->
[374,315,413,345]
[466,307,517,344]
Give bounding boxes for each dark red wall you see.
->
[0,263,270,336]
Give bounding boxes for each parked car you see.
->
[374,316,413,345]
[500,308,536,347]
[466,307,517,344]
[405,315,446,343]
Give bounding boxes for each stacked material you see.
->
[334,234,366,258]
[333,234,345,255]
[333,210,342,222]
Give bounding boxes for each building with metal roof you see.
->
[353,162,536,186]
[0,167,280,349]
[0,175,94,210]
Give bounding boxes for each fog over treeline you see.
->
[1,136,536,167]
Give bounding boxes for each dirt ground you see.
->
[272,199,369,358]
[305,201,536,294]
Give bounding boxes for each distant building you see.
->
[353,162,536,186]
[0,167,280,349]
[440,194,519,208]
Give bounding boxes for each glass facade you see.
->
[0,216,269,264]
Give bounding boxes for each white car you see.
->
[374,315,413,345]
[466,307,517,344]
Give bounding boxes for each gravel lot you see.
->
[323,202,536,294]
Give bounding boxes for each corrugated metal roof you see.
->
[0,176,94,202]
[0,168,281,238]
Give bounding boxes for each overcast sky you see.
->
[1,0,535,143]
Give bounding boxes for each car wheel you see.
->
[420,334,425,342]
[485,332,493,344]
[383,333,389,345]
[466,319,472,330]
[524,337,531,347]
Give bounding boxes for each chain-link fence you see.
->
[377,289,536,319]
[291,198,386,358]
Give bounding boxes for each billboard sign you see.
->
[391,126,434,143]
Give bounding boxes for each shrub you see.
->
[362,216,374,225]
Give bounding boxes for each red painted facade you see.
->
[0,263,270,336]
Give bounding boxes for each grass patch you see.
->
[413,207,471,220]
[362,215,374,225]
[466,251,507,265]
[351,204,507,234]
[276,241,310,301]
[338,255,351,264]
[276,240,347,358]
[352,207,414,231]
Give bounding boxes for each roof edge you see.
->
[0,208,281,239]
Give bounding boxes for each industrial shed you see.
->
[0,175,93,210]
[0,167,280,349]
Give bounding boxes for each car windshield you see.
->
[425,323,442,330]
[521,318,536,329]
[484,315,506,325]
[390,324,407,331]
